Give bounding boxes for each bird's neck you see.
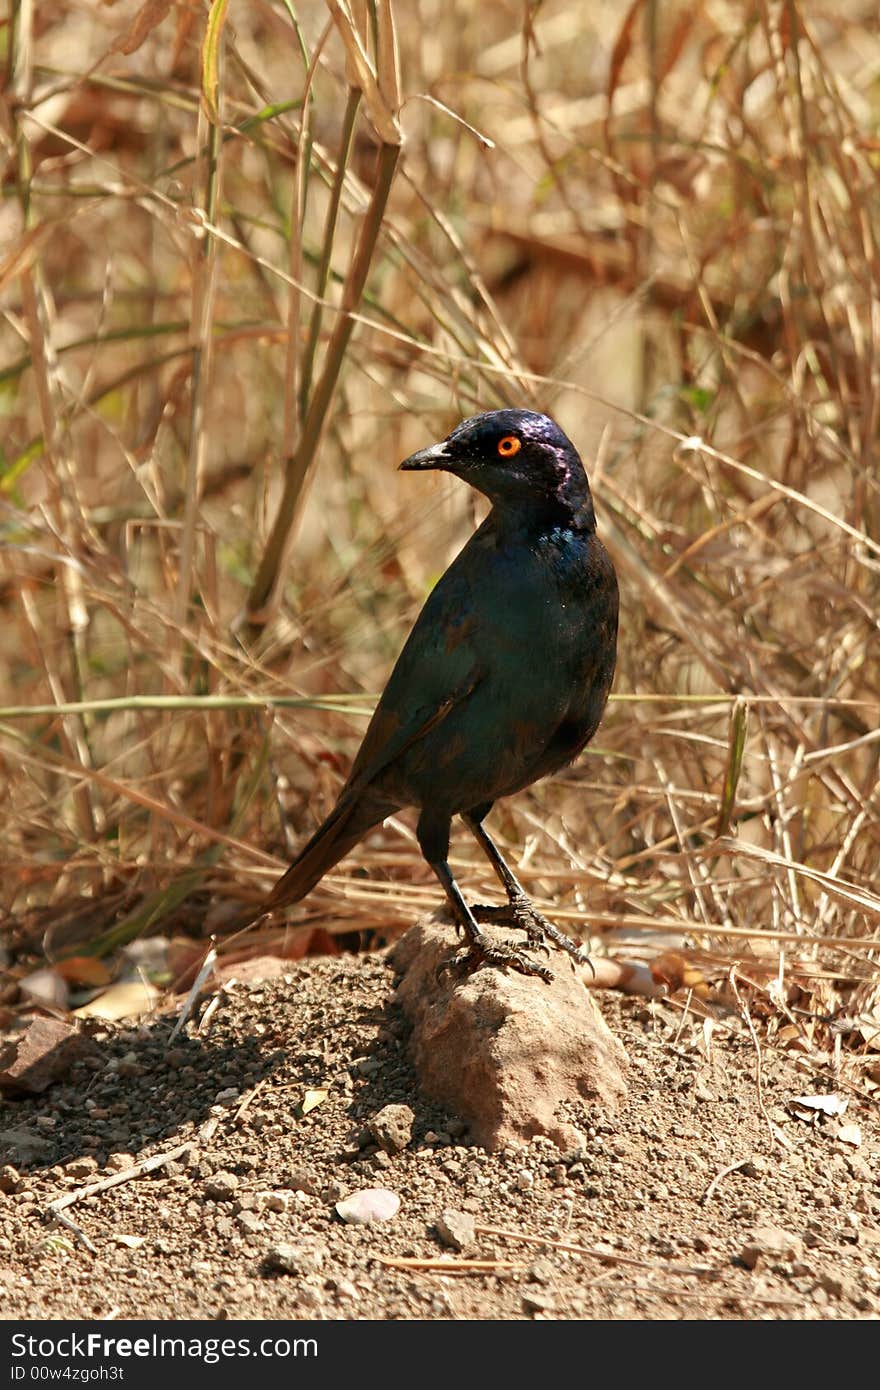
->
[489,489,596,543]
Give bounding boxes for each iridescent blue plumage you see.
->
[261,409,619,979]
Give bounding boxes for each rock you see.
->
[105,1153,135,1173]
[265,1243,326,1276]
[0,1165,21,1194]
[846,1153,873,1182]
[65,1157,99,1180]
[287,1167,320,1195]
[740,1158,766,1178]
[257,1191,289,1213]
[116,1053,143,1079]
[368,1104,415,1155]
[392,917,628,1151]
[296,1285,323,1310]
[204,1172,240,1201]
[335,1188,400,1225]
[817,1270,849,1299]
[740,1225,803,1270]
[0,1018,102,1095]
[436,1208,476,1253]
[522,1289,555,1313]
[236,1211,263,1237]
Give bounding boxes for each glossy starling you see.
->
[261,409,619,979]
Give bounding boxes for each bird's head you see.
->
[399,409,594,525]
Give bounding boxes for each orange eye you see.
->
[497,435,521,457]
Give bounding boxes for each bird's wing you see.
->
[345,672,483,795]
[344,567,484,795]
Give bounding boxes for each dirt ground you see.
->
[1,944,878,1322]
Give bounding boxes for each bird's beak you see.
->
[399,439,451,472]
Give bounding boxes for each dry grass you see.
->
[1,2,879,1052]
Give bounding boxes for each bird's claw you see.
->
[472,902,548,953]
[449,938,553,983]
[474,895,594,975]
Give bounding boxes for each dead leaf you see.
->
[74,980,158,1020]
[856,1014,880,1051]
[112,0,174,56]
[54,957,113,988]
[791,1093,848,1116]
[838,1124,862,1147]
[111,1234,146,1249]
[301,1089,329,1116]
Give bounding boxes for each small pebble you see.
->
[522,1290,555,1314]
[740,1226,802,1270]
[335,1188,400,1225]
[204,1172,240,1202]
[435,1208,476,1253]
[259,1191,290,1214]
[817,1271,848,1299]
[296,1286,323,1310]
[105,1153,135,1174]
[740,1158,766,1179]
[288,1168,320,1195]
[65,1157,99,1180]
[0,1166,21,1194]
[367,1104,415,1156]
[236,1211,263,1237]
[265,1243,325,1276]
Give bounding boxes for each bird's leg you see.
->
[417,812,551,982]
[465,814,595,973]
[430,862,552,982]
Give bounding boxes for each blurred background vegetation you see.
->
[1,1,879,1040]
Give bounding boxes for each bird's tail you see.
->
[260,790,393,915]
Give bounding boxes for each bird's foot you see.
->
[439,929,553,983]
[474,893,595,975]
[472,902,549,954]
